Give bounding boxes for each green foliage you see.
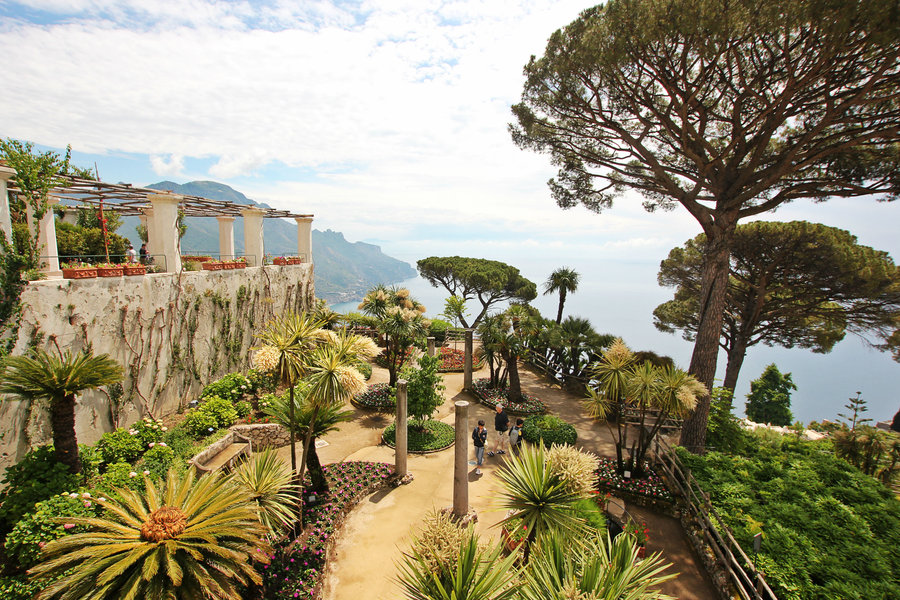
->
[95,428,144,466]
[140,444,176,481]
[247,368,278,394]
[745,364,795,426]
[235,399,252,417]
[0,446,79,529]
[572,497,606,533]
[438,295,468,329]
[128,416,166,446]
[355,360,373,380]
[402,354,446,425]
[543,267,580,324]
[161,426,198,459]
[677,439,900,600]
[706,387,751,454]
[417,256,537,327]
[427,317,452,342]
[55,222,128,263]
[201,394,240,427]
[5,493,98,569]
[383,420,455,452]
[0,574,48,600]
[182,407,221,438]
[838,391,873,430]
[97,462,145,495]
[201,372,251,402]
[343,312,379,329]
[521,414,577,448]
[832,425,900,485]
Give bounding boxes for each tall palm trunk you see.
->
[504,350,523,403]
[305,436,328,494]
[288,382,297,473]
[555,289,567,324]
[51,394,81,474]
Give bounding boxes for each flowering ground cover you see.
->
[350,383,395,410]
[470,378,547,415]
[261,462,394,599]
[595,458,673,502]
[436,347,484,372]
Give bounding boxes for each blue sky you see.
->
[1,0,898,422]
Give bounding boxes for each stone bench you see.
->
[189,431,252,474]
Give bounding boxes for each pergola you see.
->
[0,170,314,275]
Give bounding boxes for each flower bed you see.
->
[470,378,547,415]
[436,347,484,372]
[595,458,673,503]
[262,462,394,599]
[350,383,395,410]
[374,347,414,370]
[382,420,455,452]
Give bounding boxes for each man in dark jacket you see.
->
[472,420,487,475]
[488,404,509,457]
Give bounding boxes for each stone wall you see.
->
[0,265,314,472]
[230,423,291,449]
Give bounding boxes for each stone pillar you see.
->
[241,208,265,267]
[395,379,408,477]
[217,216,235,261]
[463,328,474,392]
[427,337,436,357]
[140,210,152,255]
[148,193,182,273]
[0,164,16,244]
[60,208,79,225]
[295,216,312,263]
[453,400,469,518]
[26,197,60,276]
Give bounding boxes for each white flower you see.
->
[158,442,167,447]
[252,345,280,373]
[128,429,137,435]
[143,470,150,476]
[98,497,106,502]
[128,472,137,478]
[69,493,78,498]
[148,442,155,448]
[161,426,168,432]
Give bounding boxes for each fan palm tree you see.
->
[231,448,300,538]
[0,348,123,474]
[544,267,580,325]
[494,443,585,563]
[395,528,519,600]
[29,469,269,600]
[265,389,354,493]
[519,531,676,600]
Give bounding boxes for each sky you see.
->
[1,0,898,423]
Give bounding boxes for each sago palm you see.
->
[544,267,580,324]
[0,348,123,474]
[231,448,300,537]
[30,469,269,600]
[494,443,585,563]
[519,531,676,600]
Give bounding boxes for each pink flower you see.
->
[64,523,75,529]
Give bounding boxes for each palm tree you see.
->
[231,448,300,538]
[544,267,580,324]
[494,443,585,563]
[585,339,635,473]
[519,531,676,600]
[0,348,123,474]
[395,528,519,600]
[253,311,327,472]
[265,389,354,493]
[29,469,269,600]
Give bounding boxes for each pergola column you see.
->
[463,329,474,392]
[0,164,15,245]
[453,400,470,518]
[241,208,265,267]
[26,197,60,276]
[148,193,182,273]
[294,216,312,263]
[217,216,235,261]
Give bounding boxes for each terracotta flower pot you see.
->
[123,265,146,276]
[97,266,124,277]
[201,262,224,271]
[273,257,288,266]
[62,267,98,279]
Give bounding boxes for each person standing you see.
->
[472,420,487,475]
[488,404,509,457]
[139,243,148,265]
[509,418,524,455]
[125,242,137,263]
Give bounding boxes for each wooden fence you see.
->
[654,437,779,600]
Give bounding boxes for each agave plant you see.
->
[395,526,518,600]
[29,469,269,600]
[519,531,676,600]
[231,448,300,537]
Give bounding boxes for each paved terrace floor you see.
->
[277,360,718,600]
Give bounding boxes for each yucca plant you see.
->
[519,531,676,600]
[29,469,270,600]
[0,348,124,474]
[395,526,519,600]
[494,443,585,563]
[231,448,300,537]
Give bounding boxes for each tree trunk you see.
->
[306,438,329,494]
[680,225,734,452]
[296,403,321,530]
[288,382,297,473]
[722,337,748,395]
[506,353,523,403]
[556,289,566,324]
[51,394,81,474]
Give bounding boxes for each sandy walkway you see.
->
[278,360,718,600]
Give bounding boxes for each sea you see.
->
[333,256,899,426]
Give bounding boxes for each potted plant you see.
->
[95,263,124,277]
[233,257,247,269]
[123,263,146,276]
[624,519,650,558]
[201,260,224,271]
[273,256,288,266]
[500,513,529,553]
[61,262,98,279]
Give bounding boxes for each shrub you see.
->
[407,509,469,574]
[235,399,252,418]
[95,428,144,466]
[0,446,79,529]
[78,443,103,481]
[140,444,176,480]
[402,354,445,424]
[344,312,379,329]
[427,319,451,343]
[522,414,577,447]
[4,493,98,569]
[129,417,166,446]
[573,497,606,533]
[202,394,239,429]
[182,409,220,439]
[97,461,145,495]
[201,372,250,402]
[546,444,599,497]
[0,574,47,600]
[247,368,277,394]
[162,426,197,459]
[355,360,373,380]
[383,420,455,452]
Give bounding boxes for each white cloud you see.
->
[149,153,185,176]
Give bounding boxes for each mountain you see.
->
[124,180,416,302]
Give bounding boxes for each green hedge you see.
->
[521,414,577,447]
[382,420,454,452]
